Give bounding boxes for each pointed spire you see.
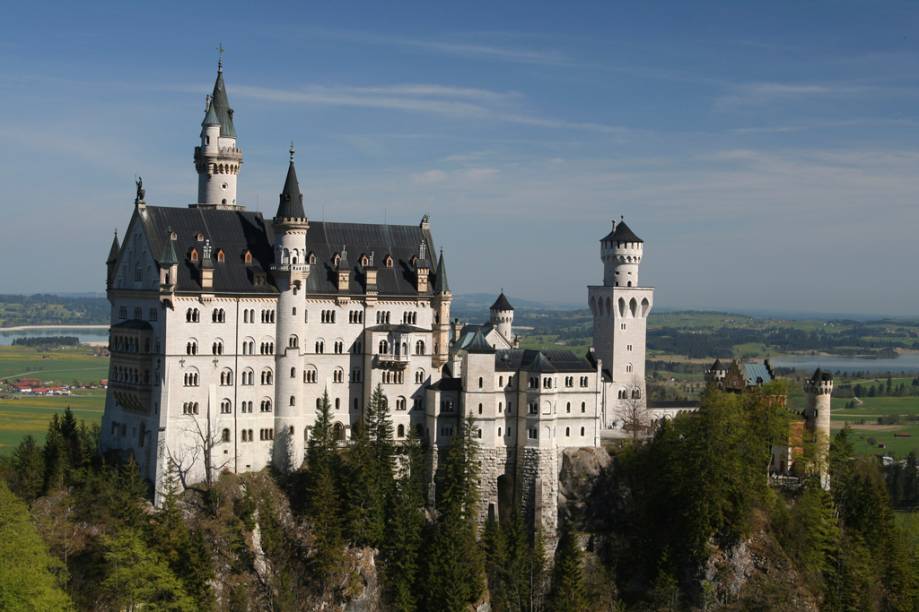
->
[275,145,305,220]
[433,248,449,293]
[158,230,178,267]
[106,230,120,264]
[491,291,514,312]
[209,55,236,138]
[202,95,219,127]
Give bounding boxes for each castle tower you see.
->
[588,218,654,426]
[271,145,309,470]
[194,56,243,209]
[804,368,833,489]
[489,292,514,343]
[432,249,452,368]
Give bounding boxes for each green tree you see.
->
[9,434,45,501]
[423,415,485,611]
[43,413,67,493]
[343,418,386,546]
[98,528,196,611]
[0,481,72,610]
[549,521,588,612]
[382,428,426,611]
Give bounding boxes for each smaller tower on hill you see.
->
[489,292,514,344]
[804,368,833,489]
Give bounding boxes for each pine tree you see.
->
[10,434,45,501]
[344,419,385,546]
[423,415,485,610]
[549,521,588,612]
[307,389,335,469]
[382,430,426,611]
[43,414,67,493]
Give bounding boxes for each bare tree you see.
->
[619,379,651,441]
[161,402,232,494]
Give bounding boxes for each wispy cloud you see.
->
[309,29,568,66]
[715,81,874,108]
[232,83,628,135]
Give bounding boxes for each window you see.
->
[334,340,344,354]
[119,306,127,320]
[212,340,223,355]
[290,367,296,378]
[242,369,254,385]
[315,340,324,354]
[415,339,425,354]
[244,250,253,265]
[288,335,299,349]
[580,427,585,436]
[543,377,552,389]
[352,369,361,383]
[626,364,633,374]
[528,402,538,415]
[384,255,393,268]
[183,371,199,387]
[220,399,232,414]
[222,428,230,442]
[478,377,484,389]
[396,397,407,411]
[261,369,273,385]
[219,369,233,386]
[581,402,586,413]
[566,402,571,413]
[414,369,426,384]
[397,424,405,438]
[498,427,502,437]
[260,399,272,413]
[304,367,317,383]
[378,340,388,354]
[528,377,538,389]
[565,427,570,437]
[289,396,296,406]
[580,376,589,387]
[259,428,274,441]
[527,428,538,440]
[182,402,199,415]
[440,426,454,437]
[333,369,344,383]
[148,308,157,322]
[565,376,573,388]
[189,248,199,262]
[478,403,483,415]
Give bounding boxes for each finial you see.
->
[621,214,624,221]
[217,43,224,71]
[113,228,118,238]
[289,141,295,162]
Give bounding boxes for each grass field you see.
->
[832,395,919,459]
[0,345,108,454]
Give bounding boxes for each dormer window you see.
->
[360,254,369,267]
[243,250,253,265]
[196,232,205,242]
[216,249,225,263]
[332,253,341,267]
[189,248,199,263]
[307,252,317,264]
[384,254,394,269]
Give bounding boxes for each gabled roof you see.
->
[491,292,514,312]
[275,160,305,220]
[433,250,449,293]
[209,67,237,139]
[711,358,724,371]
[601,219,643,243]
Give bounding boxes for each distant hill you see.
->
[0,294,109,328]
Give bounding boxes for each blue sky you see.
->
[1,1,918,315]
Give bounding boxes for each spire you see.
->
[158,230,178,267]
[601,216,643,243]
[433,248,449,293]
[201,95,219,127]
[275,145,305,220]
[209,57,237,138]
[106,230,120,264]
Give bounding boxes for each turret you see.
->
[489,292,514,343]
[432,249,452,367]
[271,145,309,472]
[804,368,833,489]
[600,217,644,287]
[194,56,243,209]
[705,358,728,385]
[157,230,178,293]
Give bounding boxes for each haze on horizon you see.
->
[0,1,916,316]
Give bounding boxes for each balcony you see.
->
[374,353,410,369]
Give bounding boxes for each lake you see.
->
[772,354,919,374]
[0,326,109,346]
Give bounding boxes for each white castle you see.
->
[101,62,659,536]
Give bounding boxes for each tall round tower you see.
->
[489,292,514,342]
[194,57,243,209]
[271,145,309,471]
[601,217,644,287]
[804,368,833,489]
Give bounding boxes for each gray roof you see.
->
[464,328,495,354]
[202,101,220,127]
[495,349,594,373]
[601,219,643,243]
[136,205,440,297]
[138,205,277,294]
[303,221,437,296]
[275,160,305,220]
[491,292,514,311]
[209,68,237,139]
[365,323,429,333]
[742,363,773,386]
[158,236,178,267]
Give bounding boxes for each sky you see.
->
[1,1,918,316]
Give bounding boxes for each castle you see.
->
[101,60,666,537]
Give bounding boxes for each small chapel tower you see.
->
[588,218,654,426]
[271,144,310,470]
[194,54,243,209]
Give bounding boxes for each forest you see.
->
[1,383,918,610]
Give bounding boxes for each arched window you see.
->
[415,339,425,355]
[260,399,272,413]
[189,248,199,263]
[478,376,484,389]
[304,366,317,384]
[289,396,296,406]
[220,368,233,386]
[315,340,324,354]
[397,424,405,438]
[243,250,253,265]
[378,340,388,354]
[288,335,298,349]
[186,340,198,355]
[221,428,230,442]
[383,254,393,268]
[333,368,344,383]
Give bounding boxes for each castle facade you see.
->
[101,62,656,536]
